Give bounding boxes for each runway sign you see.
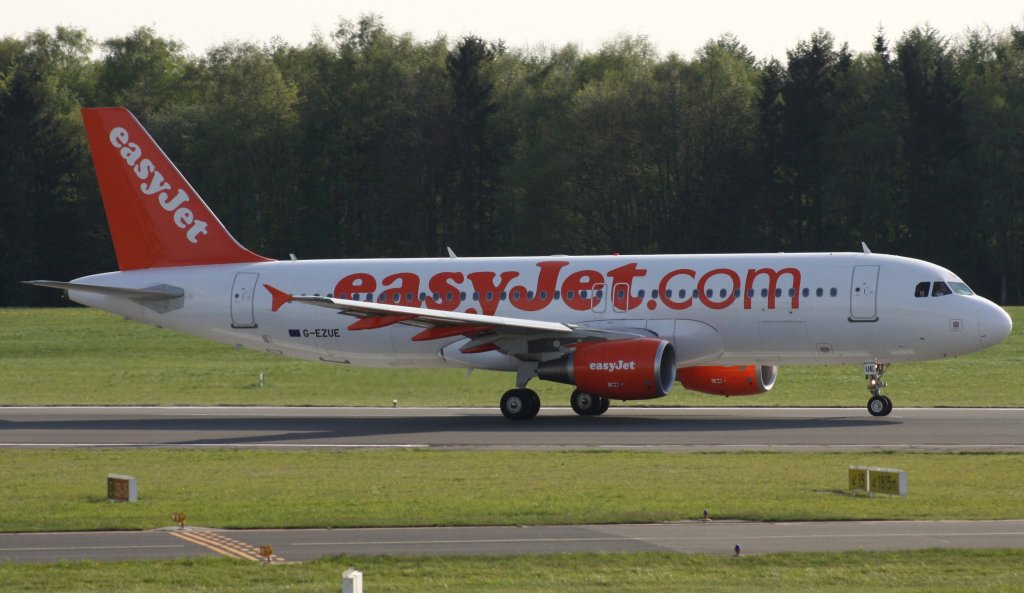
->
[849,466,907,496]
[106,474,137,502]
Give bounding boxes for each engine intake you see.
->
[537,338,676,400]
[677,365,778,396]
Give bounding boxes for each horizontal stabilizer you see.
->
[23,280,184,301]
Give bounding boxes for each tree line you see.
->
[1,16,1022,305]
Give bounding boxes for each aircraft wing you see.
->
[264,284,653,356]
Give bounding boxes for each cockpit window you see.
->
[949,282,974,296]
[914,282,930,297]
[932,282,952,297]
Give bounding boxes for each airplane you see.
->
[27,108,1013,420]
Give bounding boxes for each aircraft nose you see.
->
[978,303,1012,348]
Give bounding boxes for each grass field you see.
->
[2,550,1022,593]
[1,449,1022,532]
[0,307,1021,407]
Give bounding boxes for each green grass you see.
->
[2,550,1023,593]
[1,449,1022,532]
[0,307,1021,407]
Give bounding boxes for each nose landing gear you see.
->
[864,362,893,416]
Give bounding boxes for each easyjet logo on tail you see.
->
[108,127,209,244]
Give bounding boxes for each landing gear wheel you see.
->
[594,397,611,416]
[525,390,541,419]
[501,389,539,420]
[570,389,604,416]
[867,395,892,417]
[864,362,893,417]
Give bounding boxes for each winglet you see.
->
[81,108,272,270]
[263,284,294,312]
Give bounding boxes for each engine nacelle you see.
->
[677,365,778,396]
[537,338,676,400]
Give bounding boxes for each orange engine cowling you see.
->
[677,365,778,396]
[537,338,676,400]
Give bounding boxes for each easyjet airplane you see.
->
[27,108,1013,419]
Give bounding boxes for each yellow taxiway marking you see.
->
[168,529,285,562]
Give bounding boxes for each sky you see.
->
[5,0,1023,61]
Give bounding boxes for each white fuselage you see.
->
[67,252,1010,373]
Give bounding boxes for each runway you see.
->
[1,406,1022,451]
[3,520,1024,563]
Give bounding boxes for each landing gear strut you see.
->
[864,362,893,417]
[570,389,610,416]
[500,388,540,420]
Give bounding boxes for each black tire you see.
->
[500,389,534,420]
[570,389,601,416]
[525,390,541,419]
[867,395,891,417]
[594,397,611,416]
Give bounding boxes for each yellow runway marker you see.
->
[169,529,285,562]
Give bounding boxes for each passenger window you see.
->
[830,288,838,297]
[816,288,823,297]
[915,282,930,297]
[802,288,809,297]
[932,282,952,297]
[554,290,561,300]
[761,288,768,298]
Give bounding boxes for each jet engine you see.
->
[677,365,778,396]
[537,338,676,399]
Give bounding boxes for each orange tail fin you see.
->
[81,108,272,270]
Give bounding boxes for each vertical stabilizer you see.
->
[81,107,272,270]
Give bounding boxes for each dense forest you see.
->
[1,16,1022,305]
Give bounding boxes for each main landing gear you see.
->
[500,388,540,420]
[570,389,610,416]
[499,388,612,420]
[864,362,893,417]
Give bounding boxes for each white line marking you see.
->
[0,545,183,552]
